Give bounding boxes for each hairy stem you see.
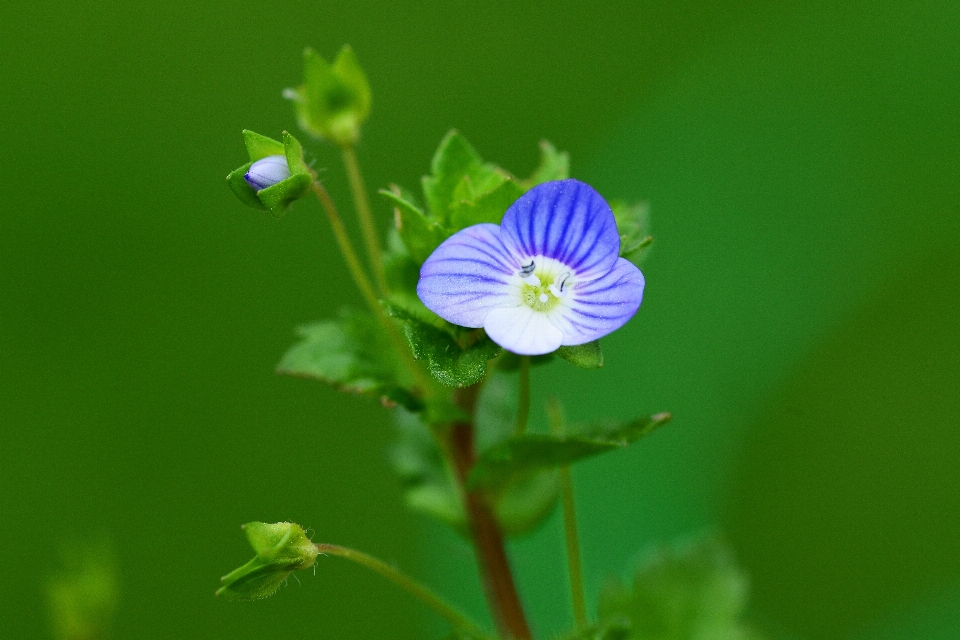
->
[447,385,533,640]
[315,543,488,637]
[341,145,389,295]
[514,356,531,436]
[549,398,588,629]
[310,182,430,392]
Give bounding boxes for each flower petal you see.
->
[499,179,621,281]
[547,257,645,346]
[417,223,522,327]
[483,305,564,355]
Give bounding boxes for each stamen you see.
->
[519,260,536,277]
[523,274,541,286]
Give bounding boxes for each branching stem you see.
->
[310,182,430,393]
[315,543,489,638]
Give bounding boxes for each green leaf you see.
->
[216,522,319,601]
[557,341,604,369]
[391,408,466,530]
[292,45,372,146]
[382,228,422,295]
[597,535,764,640]
[450,178,525,230]
[422,130,505,222]
[612,200,653,266]
[385,303,501,388]
[468,413,672,490]
[276,309,419,411]
[380,187,448,264]
[522,140,570,187]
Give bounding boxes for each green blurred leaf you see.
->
[522,140,570,187]
[276,309,420,410]
[382,227,422,295]
[291,45,371,146]
[597,535,763,640]
[468,413,671,490]
[381,187,448,263]
[450,178,525,230]
[216,522,319,601]
[385,303,501,388]
[557,341,604,369]
[47,540,119,640]
[422,130,506,222]
[612,200,653,266]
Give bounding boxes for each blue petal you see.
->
[500,179,620,281]
[417,223,522,327]
[548,257,645,345]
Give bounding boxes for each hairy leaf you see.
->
[468,413,671,490]
[557,341,604,369]
[612,200,654,267]
[450,178,525,230]
[381,187,448,264]
[523,140,570,187]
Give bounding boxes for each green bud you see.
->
[285,45,372,146]
[226,130,314,218]
[216,521,319,601]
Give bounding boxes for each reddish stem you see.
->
[448,385,532,640]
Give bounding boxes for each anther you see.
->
[519,260,536,277]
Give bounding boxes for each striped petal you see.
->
[547,257,645,346]
[417,223,522,327]
[500,179,621,282]
[483,305,564,356]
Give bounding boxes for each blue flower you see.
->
[244,155,292,191]
[417,179,645,355]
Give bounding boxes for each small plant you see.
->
[218,45,761,640]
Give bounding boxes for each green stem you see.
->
[341,145,389,295]
[310,182,430,393]
[315,543,488,638]
[514,356,531,436]
[549,398,588,629]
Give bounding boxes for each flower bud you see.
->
[227,130,314,218]
[244,155,291,191]
[216,521,319,601]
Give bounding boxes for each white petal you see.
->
[483,306,564,355]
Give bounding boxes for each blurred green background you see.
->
[2,1,959,639]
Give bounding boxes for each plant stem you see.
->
[310,182,430,393]
[549,398,588,629]
[315,543,488,637]
[341,145,389,295]
[447,385,533,640]
[514,356,531,436]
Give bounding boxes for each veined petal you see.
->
[417,223,522,327]
[500,179,620,281]
[483,305,564,355]
[547,258,645,346]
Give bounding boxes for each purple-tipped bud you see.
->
[244,155,291,191]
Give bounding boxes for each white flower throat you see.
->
[515,256,574,312]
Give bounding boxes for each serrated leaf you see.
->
[450,178,525,230]
[380,188,448,263]
[276,309,419,410]
[597,535,764,640]
[384,303,501,388]
[612,200,653,267]
[421,130,505,223]
[468,413,671,490]
[523,140,570,187]
[557,341,604,369]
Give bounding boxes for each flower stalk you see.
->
[315,543,487,637]
[549,398,588,629]
[341,145,388,295]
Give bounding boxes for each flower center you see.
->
[517,259,573,312]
